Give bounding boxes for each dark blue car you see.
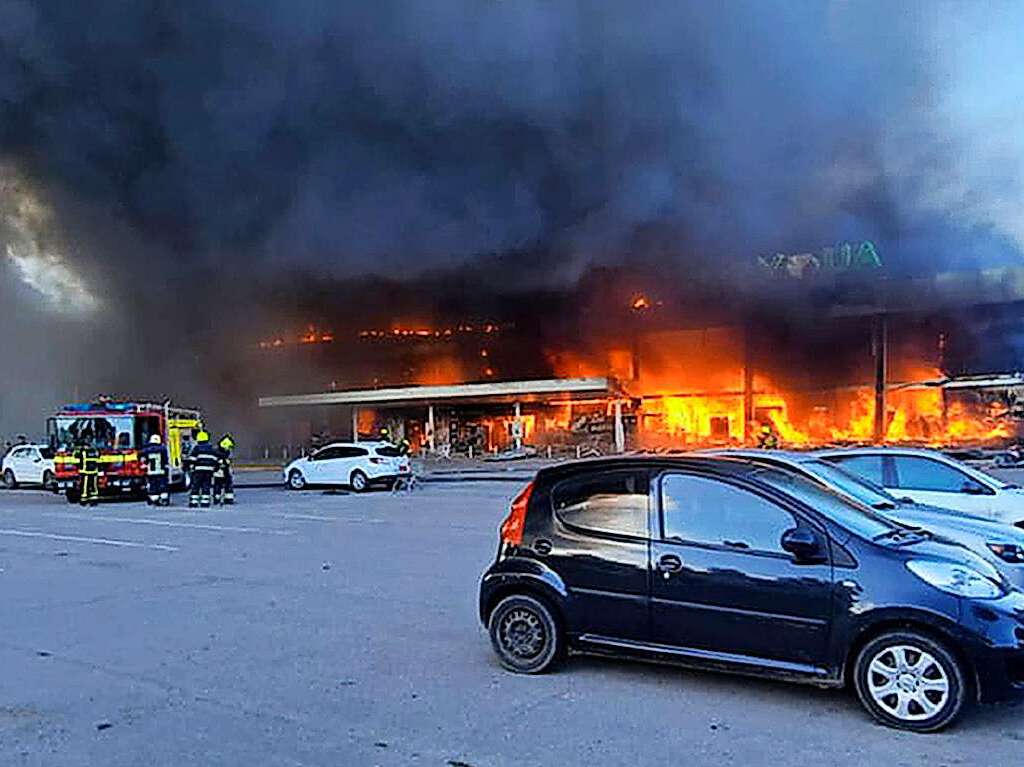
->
[479,456,1024,731]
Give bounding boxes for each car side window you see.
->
[313,447,343,461]
[826,455,885,486]
[552,471,649,539]
[892,457,987,493]
[660,473,796,554]
[340,447,369,458]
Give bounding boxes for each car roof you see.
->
[535,454,769,483]
[701,448,817,464]
[814,446,957,459]
[316,441,389,449]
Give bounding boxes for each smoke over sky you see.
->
[1,0,1023,436]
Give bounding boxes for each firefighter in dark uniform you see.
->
[141,434,171,506]
[188,431,219,508]
[757,422,780,450]
[73,439,100,506]
[213,434,235,506]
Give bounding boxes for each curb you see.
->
[236,473,532,490]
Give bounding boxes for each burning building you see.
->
[252,260,1024,456]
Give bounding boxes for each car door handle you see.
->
[533,539,552,556]
[723,540,749,550]
[657,554,683,573]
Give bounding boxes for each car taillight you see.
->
[500,482,534,547]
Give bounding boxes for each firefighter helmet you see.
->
[196,430,210,443]
[219,434,235,450]
[149,434,162,445]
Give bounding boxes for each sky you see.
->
[2,0,1024,437]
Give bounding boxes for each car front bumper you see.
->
[960,590,1024,703]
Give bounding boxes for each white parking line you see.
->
[44,515,295,536]
[0,528,178,551]
[272,513,337,522]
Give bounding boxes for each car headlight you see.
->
[987,542,1024,564]
[906,559,1003,599]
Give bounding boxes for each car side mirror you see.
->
[781,527,825,563]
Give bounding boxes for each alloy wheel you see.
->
[866,644,950,722]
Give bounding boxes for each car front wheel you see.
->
[488,594,562,674]
[2,469,16,489]
[853,630,967,732]
[42,470,55,490]
[288,470,307,490]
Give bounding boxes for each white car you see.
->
[283,441,411,492]
[707,449,1024,587]
[817,447,1024,527]
[2,444,56,489]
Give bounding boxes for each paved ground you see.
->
[0,482,1022,767]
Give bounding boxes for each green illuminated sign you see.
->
[758,240,882,277]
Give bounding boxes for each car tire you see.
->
[488,594,562,674]
[350,469,368,493]
[288,470,307,491]
[65,488,80,504]
[3,469,16,489]
[853,630,967,732]
[42,470,55,490]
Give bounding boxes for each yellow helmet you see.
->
[219,435,235,450]
[196,430,210,443]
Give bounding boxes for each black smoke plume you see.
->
[1,1,1020,437]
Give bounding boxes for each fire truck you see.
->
[48,400,203,503]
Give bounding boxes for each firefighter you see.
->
[141,434,171,506]
[73,439,100,507]
[213,434,235,505]
[757,422,780,450]
[187,431,219,508]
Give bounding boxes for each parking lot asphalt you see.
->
[1,482,1022,767]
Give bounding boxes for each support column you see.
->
[743,321,755,444]
[613,400,625,453]
[352,406,359,443]
[513,401,523,450]
[873,315,888,443]
[427,404,436,454]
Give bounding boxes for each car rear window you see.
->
[552,470,649,539]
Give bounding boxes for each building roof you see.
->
[258,376,618,408]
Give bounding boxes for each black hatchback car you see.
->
[479,457,1024,731]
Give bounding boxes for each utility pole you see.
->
[873,315,888,443]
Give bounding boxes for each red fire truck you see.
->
[49,400,203,503]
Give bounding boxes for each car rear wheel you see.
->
[488,594,562,674]
[350,469,368,492]
[288,470,307,490]
[853,630,967,732]
[2,469,16,489]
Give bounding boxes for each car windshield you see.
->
[798,459,900,509]
[963,462,1020,490]
[751,466,899,539]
